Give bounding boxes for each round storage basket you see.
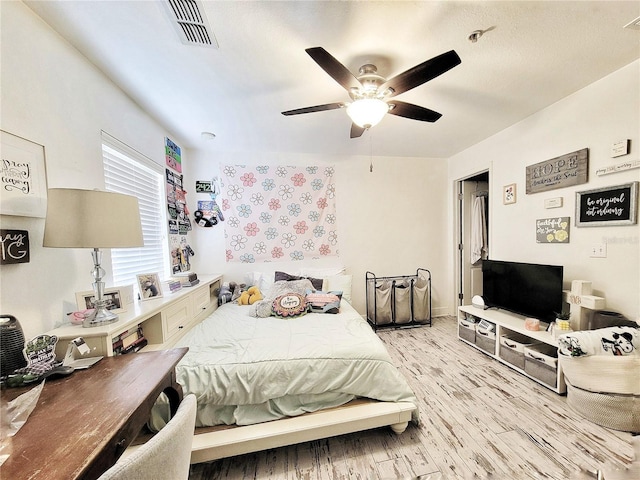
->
[566,379,640,433]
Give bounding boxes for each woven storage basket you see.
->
[559,354,640,395]
[566,379,639,432]
[560,354,640,432]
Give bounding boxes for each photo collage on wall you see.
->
[193,177,224,228]
[165,137,194,274]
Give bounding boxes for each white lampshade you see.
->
[43,188,144,248]
[346,99,389,129]
[44,188,144,327]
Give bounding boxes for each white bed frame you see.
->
[124,298,417,463]
[190,398,416,463]
[126,399,415,463]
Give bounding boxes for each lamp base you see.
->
[83,307,118,328]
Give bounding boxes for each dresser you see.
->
[45,274,222,360]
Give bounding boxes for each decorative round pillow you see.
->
[272,293,308,318]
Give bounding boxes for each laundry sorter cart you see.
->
[365,268,432,330]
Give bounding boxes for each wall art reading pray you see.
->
[576,182,638,227]
[0,229,30,264]
[0,131,48,217]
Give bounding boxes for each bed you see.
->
[149,278,419,463]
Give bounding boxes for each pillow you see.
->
[250,279,315,318]
[271,292,308,318]
[244,271,275,294]
[275,271,323,290]
[322,275,352,304]
[306,289,342,314]
[299,266,345,278]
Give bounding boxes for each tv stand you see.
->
[457,305,566,394]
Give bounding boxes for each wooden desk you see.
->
[1,348,187,480]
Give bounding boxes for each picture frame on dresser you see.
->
[76,287,126,313]
[137,273,163,300]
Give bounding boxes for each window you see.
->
[102,133,170,288]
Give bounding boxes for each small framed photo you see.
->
[503,183,517,205]
[76,287,126,313]
[137,273,163,300]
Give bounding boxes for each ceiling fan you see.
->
[282,47,461,138]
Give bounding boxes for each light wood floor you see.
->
[189,316,636,479]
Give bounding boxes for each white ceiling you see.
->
[24,1,640,159]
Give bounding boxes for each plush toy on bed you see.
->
[239,286,263,305]
[215,283,233,306]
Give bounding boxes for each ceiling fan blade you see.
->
[350,123,365,138]
[282,102,345,116]
[380,50,461,97]
[306,47,363,92]
[388,101,442,122]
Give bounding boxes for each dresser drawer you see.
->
[163,296,191,340]
[192,285,211,314]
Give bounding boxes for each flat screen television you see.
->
[482,260,563,323]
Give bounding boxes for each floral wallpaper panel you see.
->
[220,165,339,263]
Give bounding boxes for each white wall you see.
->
[3,0,635,339]
[185,150,451,317]
[1,1,451,342]
[448,60,640,321]
[0,2,184,339]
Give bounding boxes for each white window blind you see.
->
[102,134,169,288]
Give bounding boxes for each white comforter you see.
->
[151,301,419,428]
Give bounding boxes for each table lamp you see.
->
[43,188,144,327]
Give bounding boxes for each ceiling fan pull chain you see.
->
[369,132,374,173]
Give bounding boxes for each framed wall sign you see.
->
[0,229,30,264]
[536,217,570,243]
[576,182,638,227]
[0,131,48,217]
[526,148,588,195]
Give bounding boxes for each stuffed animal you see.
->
[238,285,263,305]
[238,290,251,305]
[247,286,263,305]
[215,283,233,306]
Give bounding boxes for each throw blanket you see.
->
[558,326,639,357]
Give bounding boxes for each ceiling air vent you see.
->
[164,0,218,48]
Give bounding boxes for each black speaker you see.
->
[1,314,27,377]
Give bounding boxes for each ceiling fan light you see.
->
[346,99,389,129]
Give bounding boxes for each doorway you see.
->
[455,171,489,307]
